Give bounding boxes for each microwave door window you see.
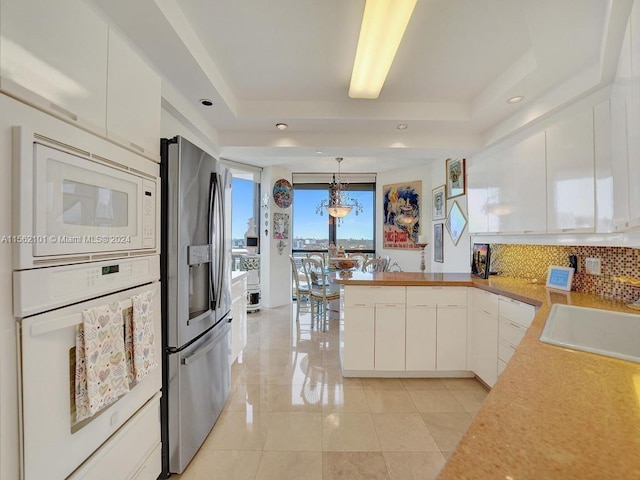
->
[61,180,129,227]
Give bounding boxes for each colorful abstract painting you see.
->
[382,181,422,249]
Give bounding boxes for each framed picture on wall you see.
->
[432,185,446,221]
[446,158,466,199]
[445,201,467,246]
[434,223,444,263]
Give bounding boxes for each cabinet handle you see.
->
[50,102,78,121]
[129,141,145,153]
[508,320,524,330]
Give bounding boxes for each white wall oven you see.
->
[12,126,158,269]
[12,126,162,479]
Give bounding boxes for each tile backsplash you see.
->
[490,244,640,303]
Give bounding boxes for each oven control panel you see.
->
[14,256,160,317]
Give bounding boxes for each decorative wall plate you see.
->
[273,179,293,208]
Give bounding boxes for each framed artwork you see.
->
[432,185,446,220]
[434,223,444,263]
[272,179,293,208]
[446,158,466,199]
[471,243,491,279]
[445,201,467,246]
[382,181,422,249]
[273,212,289,239]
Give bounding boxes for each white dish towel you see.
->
[75,302,130,422]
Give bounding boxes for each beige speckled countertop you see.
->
[332,272,640,479]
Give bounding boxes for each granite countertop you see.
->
[332,272,640,479]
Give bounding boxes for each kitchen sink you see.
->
[540,304,640,363]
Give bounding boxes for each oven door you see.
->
[32,142,152,256]
[19,282,161,480]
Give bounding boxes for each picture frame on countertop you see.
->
[446,158,466,199]
[432,184,446,221]
[434,223,444,263]
[471,243,491,279]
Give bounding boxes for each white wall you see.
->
[260,166,293,308]
[377,163,467,273]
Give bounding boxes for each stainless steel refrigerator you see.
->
[160,136,232,476]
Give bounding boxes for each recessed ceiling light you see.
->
[397,123,408,130]
[315,150,323,154]
[276,123,288,130]
[507,96,524,104]
[200,98,213,107]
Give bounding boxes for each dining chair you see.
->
[379,255,391,271]
[290,255,310,322]
[348,252,368,270]
[301,257,340,331]
[307,253,326,269]
[362,258,386,273]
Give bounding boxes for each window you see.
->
[292,182,375,254]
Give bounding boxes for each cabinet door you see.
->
[405,307,436,370]
[436,307,467,371]
[343,306,375,371]
[470,310,498,387]
[546,108,595,232]
[509,132,547,233]
[467,155,488,233]
[0,0,108,133]
[628,1,640,228]
[374,305,405,371]
[611,17,632,231]
[107,30,161,161]
[594,101,614,233]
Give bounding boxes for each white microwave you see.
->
[12,126,158,269]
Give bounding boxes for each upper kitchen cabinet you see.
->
[610,16,632,231]
[467,131,546,235]
[106,30,161,161]
[545,108,595,233]
[628,0,640,229]
[0,0,108,134]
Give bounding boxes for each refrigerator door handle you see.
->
[180,324,228,365]
[208,173,217,310]
[215,171,225,310]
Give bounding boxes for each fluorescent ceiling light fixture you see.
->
[349,0,418,99]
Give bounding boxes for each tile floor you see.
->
[173,303,488,480]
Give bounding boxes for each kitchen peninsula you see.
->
[332,271,640,479]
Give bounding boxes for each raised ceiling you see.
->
[91,0,631,172]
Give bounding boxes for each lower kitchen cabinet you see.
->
[470,289,499,387]
[231,273,248,363]
[342,305,375,371]
[375,303,406,371]
[436,307,468,371]
[405,306,437,371]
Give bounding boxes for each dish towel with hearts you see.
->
[131,290,158,382]
[75,301,130,422]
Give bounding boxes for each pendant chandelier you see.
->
[315,157,364,218]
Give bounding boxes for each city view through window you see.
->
[231,180,375,253]
[293,188,374,252]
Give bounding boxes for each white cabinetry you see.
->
[106,30,161,160]
[405,292,437,371]
[628,1,640,229]
[374,303,406,371]
[407,287,468,371]
[497,296,535,376]
[546,107,595,233]
[611,17,632,231]
[467,131,546,234]
[469,289,499,387]
[0,0,108,134]
[231,273,248,364]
